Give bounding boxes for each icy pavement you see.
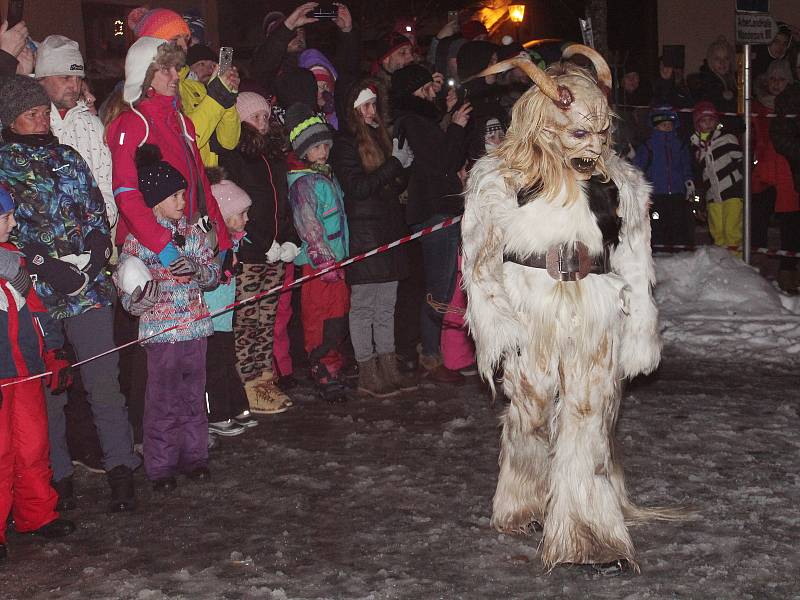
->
[1,248,799,599]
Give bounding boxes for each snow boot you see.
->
[106,465,136,513]
[357,357,399,398]
[777,269,799,295]
[31,518,76,539]
[377,353,418,391]
[319,380,348,403]
[52,476,76,512]
[245,375,293,414]
[589,558,632,577]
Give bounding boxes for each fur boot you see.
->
[357,357,399,398]
[377,353,418,391]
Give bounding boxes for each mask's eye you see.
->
[571,130,589,139]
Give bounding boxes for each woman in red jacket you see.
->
[106,37,231,267]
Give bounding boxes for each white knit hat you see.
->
[123,36,167,105]
[34,35,85,79]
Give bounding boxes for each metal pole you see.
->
[743,43,752,264]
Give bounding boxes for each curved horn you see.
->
[461,55,573,108]
[561,44,612,90]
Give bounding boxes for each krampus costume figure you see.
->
[461,47,662,573]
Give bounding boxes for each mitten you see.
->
[279,241,300,263]
[219,249,242,284]
[22,242,89,296]
[125,280,159,316]
[58,253,91,270]
[82,229,113,280]
[392,138,414,168]
[265,240,282,263]
[44,348,73,394]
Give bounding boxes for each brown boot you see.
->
[777,269,799,295]
[377,353,418,391]
[357,357,399,398]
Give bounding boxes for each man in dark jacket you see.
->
[769,83,800,293]
[390,64,471,383]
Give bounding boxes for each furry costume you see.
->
[461,48,661,572]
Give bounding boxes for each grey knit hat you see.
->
[285,103,333,159]
[0,75,52,126]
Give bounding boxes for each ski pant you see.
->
[46,305,140,482]
[205,332,249,423]
[751,187,775,250]
[0,379,58,543]
[300,264,349,381]
[349,281,398,363]
[441,255,475,371]
[650,194,694,248]
[272,264,295,378]
[412,215,460,358]
[708,197,743,253]
[143,338,208,481]
[234,262,284,383]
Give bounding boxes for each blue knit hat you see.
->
[0,187,14,213]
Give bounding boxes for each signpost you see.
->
[734,0,771,264]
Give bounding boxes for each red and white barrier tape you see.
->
[0,215,463,389]
[652,243,800,257]
[614,103,799,119]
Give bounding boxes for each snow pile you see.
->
[654,246,800,362]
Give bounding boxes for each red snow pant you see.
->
[0,378,58,543]
[300,264,350,381]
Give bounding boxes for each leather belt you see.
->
[503,241,610,281]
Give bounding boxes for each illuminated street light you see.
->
[509,4,526,23]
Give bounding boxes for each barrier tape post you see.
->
[0,215,463,389]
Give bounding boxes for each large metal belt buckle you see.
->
[545,241,592,281]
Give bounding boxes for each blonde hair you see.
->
[101,43,185,131]
[495,62,612,203]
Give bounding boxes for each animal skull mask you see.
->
[465,44,613,180]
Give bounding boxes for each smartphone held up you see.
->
[310,3,338,19]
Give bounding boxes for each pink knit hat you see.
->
[128,7,191,41]
[236,92,271,124]
[211,180,252,220]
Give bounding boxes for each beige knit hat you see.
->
[35,35,85,79]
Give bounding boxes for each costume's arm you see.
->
[214,105,242,151]
[461,159,523,388]
[609,157,661,378]
[289,175,335,267]
[85,118,118,227]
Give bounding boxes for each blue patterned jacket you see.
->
[0,132,114,320]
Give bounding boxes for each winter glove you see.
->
[195,215,213,234]
[0,246,31,296]
[218,249,242,284]
[157,242,180,268]
[82,229,113,280]
[22,242,89,296]
[279,241,300,263]
[168,256,198,277]
[265,240,282,263]
[124,280,159,317]
[168,256,215,287]
[44,348,73,394]
[391,137,414,169]
[318,260,343,283]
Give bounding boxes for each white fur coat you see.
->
[461,153,661,387]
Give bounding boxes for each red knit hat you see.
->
[128,7,191,41]
[692,101,719,130]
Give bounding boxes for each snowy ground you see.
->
[1,248,799,599]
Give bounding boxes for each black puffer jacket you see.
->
[331,133,409,284]
[391,95,467,224]
[218,126,297,264]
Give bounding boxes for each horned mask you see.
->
[465,45,613,181]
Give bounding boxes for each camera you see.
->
[310,3,338,19]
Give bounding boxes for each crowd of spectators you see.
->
[0,2,798,563]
